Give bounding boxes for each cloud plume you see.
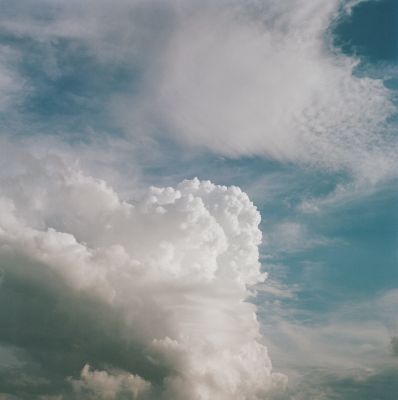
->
[0,146,284,399]
[151,0,397,179]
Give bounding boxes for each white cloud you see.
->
[150,0,396,179]
[1,0,396,183]
[0,345,23,370]
[263,222,334,254]
[70,364,151,399]
[257,286,398,394]
[0,46,25,111]
[0,144,285,399]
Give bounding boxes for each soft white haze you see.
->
[151,0,396,180]
[1,0,396,180]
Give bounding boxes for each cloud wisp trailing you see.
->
[256,285,398,399]
[0,145,285,399]
[0,0,396,182]
[148,0,397,181]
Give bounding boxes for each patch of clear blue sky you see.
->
[0,34,135,137]
[334,0,398,62]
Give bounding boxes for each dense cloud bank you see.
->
[0,149,284,399]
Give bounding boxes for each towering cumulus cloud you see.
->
[0,149,284,399]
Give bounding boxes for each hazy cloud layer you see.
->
[154,0,396,175]
[0,45,25,111]
[0,0,396,182]
[392,337,398,356]
[256,281,398,398]
[147,0,396,183]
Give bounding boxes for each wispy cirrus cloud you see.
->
[263,222,337,255]
[148,0,397,179]
[256,280,398,398]
[0,0,396,184]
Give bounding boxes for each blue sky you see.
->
[0,0,397,399]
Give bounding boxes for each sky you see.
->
[0,0,397,399]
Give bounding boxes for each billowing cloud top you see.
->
[0,150,285,399]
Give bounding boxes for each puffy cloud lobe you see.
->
[0,153,283,399]
[70,364,151,399]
